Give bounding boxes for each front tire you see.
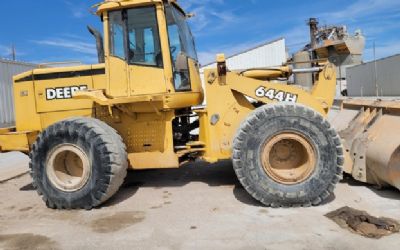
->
[30,117,128,209]
[232,104,344,207]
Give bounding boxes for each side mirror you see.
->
[175,52,189,72]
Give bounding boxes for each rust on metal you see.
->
[261,133,316,185]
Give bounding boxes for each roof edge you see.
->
[0,58,38,67]
[348,53,400,69]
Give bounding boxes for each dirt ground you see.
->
[0,153,400,250]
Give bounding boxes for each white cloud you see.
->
[0,44,10,57]
[198,51,217,66]
[64,0,89,18]
[323,0,400,22]
[181,0,240,34]
[179,0,225,10]
[33,38,97,56]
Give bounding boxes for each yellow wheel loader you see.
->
[0,0,346,209]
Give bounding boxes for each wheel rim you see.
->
[261,132,316,185]
[46,144,91,192]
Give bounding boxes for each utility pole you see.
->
[11,44,16,61]
[308,18,319,50]
[373,41,378,97]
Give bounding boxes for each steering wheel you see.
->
[129,40,136,49]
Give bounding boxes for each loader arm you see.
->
[227,62,337,116]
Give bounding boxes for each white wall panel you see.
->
[0,59,36,126]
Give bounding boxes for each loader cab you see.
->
[98,0,203,107]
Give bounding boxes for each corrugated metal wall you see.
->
[347,54,400,97]
[0,59,36,126]
[201,38,286,71]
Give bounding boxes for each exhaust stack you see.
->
[87,26,105,64]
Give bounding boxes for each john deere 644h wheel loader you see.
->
[0,0,345,209]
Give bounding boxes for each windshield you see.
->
[165,4,198,91]
[166,5,198,61]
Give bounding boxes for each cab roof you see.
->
[96,0,185,15]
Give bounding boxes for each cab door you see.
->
[107,10,129,97]
[125,6,167,96]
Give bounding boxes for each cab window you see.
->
[127,7,163,67]
[108,6,163,68]
[165,4,198,91]
[109,11,126,60]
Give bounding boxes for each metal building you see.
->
[200,38,287,82]
[0,59,37,126]
[346,54,400,97]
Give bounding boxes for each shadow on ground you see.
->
[16,160,260,208]
[105,160,340,208]
[233,184,263,207]
[19,161,385,208]
[104,160,253,207]
[341,174,400,201]
[20,183,35,191]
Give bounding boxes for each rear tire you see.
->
[29,117,128,209]
[232,104,344,207]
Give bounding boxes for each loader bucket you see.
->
[329,99,400,191]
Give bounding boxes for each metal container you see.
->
[0,59,37,126]
[293,51,313,90]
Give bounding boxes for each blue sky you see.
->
[0,0,399,65]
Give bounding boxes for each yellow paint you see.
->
[188,58,203,95]
[240,67,290,80]
[92,64,107,90]
[13,81,41,131]
[97,0,164,14]
[129,66,167,95]
[128,151,179,169]
[107,56,129,97]
[156,3,175,93]
[0,132,30,152]
[216,54,226,63]
[310,63,337,112]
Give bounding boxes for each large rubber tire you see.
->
[232,103,344,207]
[29,117,128,209]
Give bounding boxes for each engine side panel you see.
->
[14,81,41,132]
[12,64,107,133]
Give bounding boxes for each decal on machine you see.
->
[46,85,88,100]
[255,86,298,103]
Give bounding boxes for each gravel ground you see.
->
[0,154,399,250]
